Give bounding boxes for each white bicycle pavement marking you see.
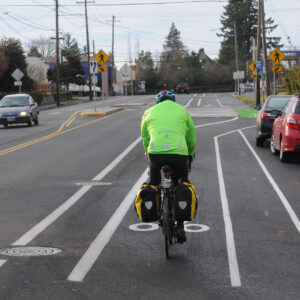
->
[12,137,142,246]
[0,260,6,268]
[216,98,223,107]
[197,98,202,107]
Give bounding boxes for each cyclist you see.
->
[141,90,196,242]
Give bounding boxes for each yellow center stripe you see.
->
[0,110,124,157]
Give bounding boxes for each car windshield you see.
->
[292,102,300,114]
[177,83,188,87]
[0,96,29,107]
[266,97,290,109]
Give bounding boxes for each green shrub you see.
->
[285,67,300,94]
[28,92,43,105]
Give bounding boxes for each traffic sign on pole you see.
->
[89,59,98,75]
[249,60,256,73]
[94,49,110,66]
[272,65,283,72]
[98,66,107,72]
[269,48,285,65]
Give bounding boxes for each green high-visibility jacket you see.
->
[141,100,196,155]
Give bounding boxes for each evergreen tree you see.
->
[48,33,85,87]
[159,23,187,88]
[218,0,282,65]
[0,37,33,92]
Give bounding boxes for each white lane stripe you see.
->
[185,98,194,108]
[0,260,7,268]
[215,137,241,287]
[197,98,202,107]
[195,117,239,128]
[68,168,149,282]
[216,98,223,107]
[12,137,142,246]
[193,93,197,97]
[239,130,300,233]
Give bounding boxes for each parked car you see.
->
[0,94,39,128]
[240,83,254,93]
[256,95,292,146]
[175,83,190,94]
[270,95,300,162]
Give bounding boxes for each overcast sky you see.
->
[0,0,299,69]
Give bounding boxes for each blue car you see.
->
[0,94,39,128]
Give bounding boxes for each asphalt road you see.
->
[0,93,300,300]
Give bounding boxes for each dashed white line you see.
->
[185,98,194,107]
[68,168,149,282]
[216,98,223,107]
[12,137,142,246]
[197,98,202,107]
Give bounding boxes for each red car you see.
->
[270,95,300,162]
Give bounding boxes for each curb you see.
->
[80,107,124,116]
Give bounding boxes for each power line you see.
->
[0,0,227,7]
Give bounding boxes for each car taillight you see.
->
[287,117,298,129]
[261,112,271,120]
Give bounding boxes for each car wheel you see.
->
[34,114,39,126]
[3,123,8,128]
[270,134,279,155]
[27,116,33,127]
[280,139,289,163]
[256,136,264,147]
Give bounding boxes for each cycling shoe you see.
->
[175,227,186,244]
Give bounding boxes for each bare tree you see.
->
[26,57,48,83]
[28,36,55,58]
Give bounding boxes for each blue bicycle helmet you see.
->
[156,90,176,103]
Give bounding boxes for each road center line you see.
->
[214,136,241,287]
[12,136,142,246]
[239,130,300,233]
[68,168,149,282]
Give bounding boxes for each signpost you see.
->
[89,59,98,111]
[11,68,24,93]
[269,48,285,95]
[94,49,110,100]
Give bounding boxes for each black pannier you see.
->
[174,180,197,222]
[135,183,160,222]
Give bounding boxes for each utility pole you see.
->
[261,0,271,96]
[256,0,262,106]
[234,20,240,95]
[55,0,60,106]
[111,15,116,69]
[83,0,92,100]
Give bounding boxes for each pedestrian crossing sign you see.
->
[249,60,256,73]
[269,48,285,65]
[94,49,110,66]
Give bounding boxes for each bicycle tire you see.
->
[163,194,174,259]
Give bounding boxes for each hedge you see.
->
[285,67,300,94]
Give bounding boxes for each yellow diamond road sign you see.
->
[249,60,256,73]
[269,48,285,65]
[272,65,283,72]
[94,49,110,66]
[98,66,107,72]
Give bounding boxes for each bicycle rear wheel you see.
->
[163,195,173,259]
